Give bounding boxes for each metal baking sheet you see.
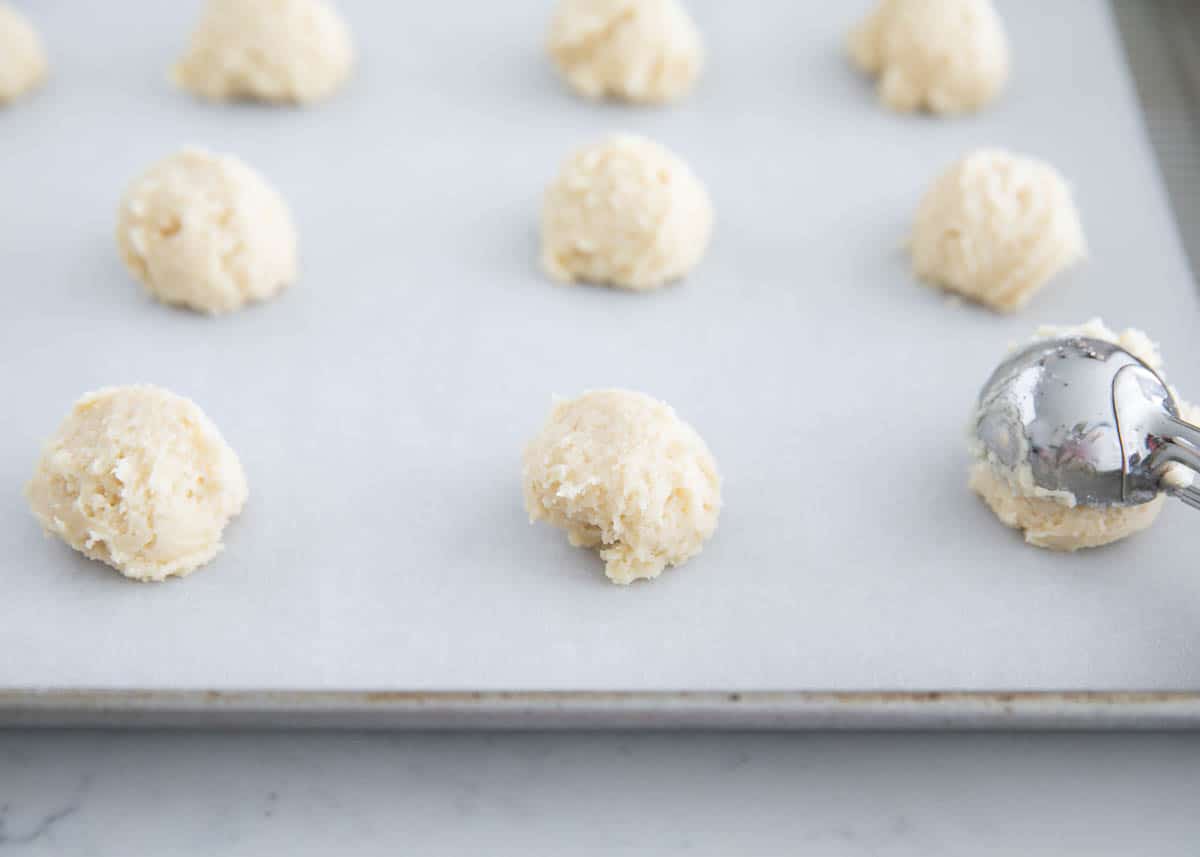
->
[3,0,1200,729]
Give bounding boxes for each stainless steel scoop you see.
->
[973,336,1200,510]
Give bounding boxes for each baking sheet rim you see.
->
[4,689,1200,730]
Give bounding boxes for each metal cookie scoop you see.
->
[973,336,1200,510]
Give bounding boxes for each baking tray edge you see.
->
[3,690,1200,730]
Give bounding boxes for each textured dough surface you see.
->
[541,134,713,291]
[547,0,702,103]
[522,390,721,584]
[970,320,1181,550]
[0,2,47,104]
[173,0,354,104]
[848,0,1008,114]
[912,149,1086,312]
[26,386,248,582]
[117,147,298,314]
[968,463,1166,552]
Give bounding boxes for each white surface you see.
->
[2,0,1200,695]
[4,731,1200,855]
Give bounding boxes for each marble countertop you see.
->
[2,731,1199,855]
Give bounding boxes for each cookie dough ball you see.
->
[173,0,354,104]
[0,3,47,105]
[116,148,298,315]
[26,386,248,581]
[969,320,1182,550]
[547,0,703,104]
[912,150,1086,312]
[969,466,1165,552]
[541,134,713,291]
[522,390,721,584]
[848,0,1008,114]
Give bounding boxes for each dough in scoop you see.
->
[26,385,248,581]
[0,2,47,104]
[547,0,703,103]
[173,0,354,104]
[541,134,713,291]
[116,147,298,314]
[912,149,1085,312]
[969,320,1188,550]
[522,390,721,584]
[848,0,1008,114]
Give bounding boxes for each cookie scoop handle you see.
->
[1114,364,1200,510]
[1147,419,1200,511]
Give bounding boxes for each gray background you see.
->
[2,0,1199,693]
[4,730,1200,855]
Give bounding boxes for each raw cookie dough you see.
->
[522,390,721,584]
[969,319,1190,550]
[546,0,703,104]
[848,0,1008,114]
[541,134,713,291]
[26,385,248,582]
[0,2,47,104]
[912,149,1086,312]
[116,147,298,314]
[173,0,354,104]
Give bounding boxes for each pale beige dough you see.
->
[970,319,1191,551]
[522,390,721,584]
[848,0,1008,114]
[547,0,703,103]
[26,386,248,582]
[541,134,713,291]
[912,149,1086,312]
[0,2,47,104]
[968,465,1165,552]
[173,0,354,104]
[116,147,298,315]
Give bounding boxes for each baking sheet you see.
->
[3,0,1200,720]
[1113,0,1200,282]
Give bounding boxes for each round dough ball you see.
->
[969,319,1182,551]
[522,390,721,584]
[546,0,703,104]
[848,0,1008,114]
[541,134,713,291]
[0,2,47,105]
[116,147,298,315]
[969,465,1165,552]
[912,149,1086,312]
[26,385,248,581]
[173,0,354,104]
